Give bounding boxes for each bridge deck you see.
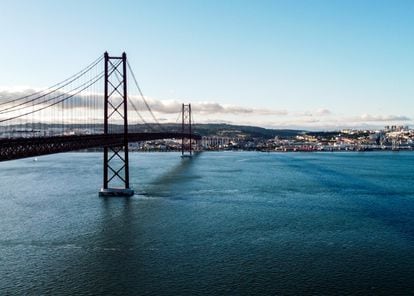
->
[0,133,201,162]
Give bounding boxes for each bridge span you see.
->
[0,52,199,196]
[0,132,201,162]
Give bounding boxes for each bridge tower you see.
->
[181,103,193,157]
[99,52,134,197]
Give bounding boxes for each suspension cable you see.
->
[110,67,156,131]
[0,72,104,123]
[126,60,167,132]
[0,55,103,107]
[0,70,104,115]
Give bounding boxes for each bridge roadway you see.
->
[0,132,201,162]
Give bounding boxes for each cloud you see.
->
[202,119,234,124]
[142,97,288,116]
[0,87,412,130]
[219,112,412,131]
[0,88,288,127]
[316,108,332,116]
[0,88,287,117]
[355,114,411,122]
[298,108,332,117]
[0,88,104,110]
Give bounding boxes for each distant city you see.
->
[2,123,413,152]
[139,124,414,152]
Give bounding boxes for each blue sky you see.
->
[1,0,414,129]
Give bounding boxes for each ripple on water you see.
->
[0,151,413,295]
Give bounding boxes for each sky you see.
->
[0,0,414,130]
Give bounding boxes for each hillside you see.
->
[15,123,304,139]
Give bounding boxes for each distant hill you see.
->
[15,122,304,139]
[151,123,302,139]
[189,123,303,139]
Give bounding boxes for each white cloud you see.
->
[297,108,332,117]
[0,88,103,110]
[316,108,332,116]
[0,87,412,130]
[140,97,288,116]
[356,114,410,122]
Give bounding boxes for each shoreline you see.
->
[77,149,414,153]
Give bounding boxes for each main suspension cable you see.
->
[0,55,103,107]
[0,73,104,123]
[126,60,167,132]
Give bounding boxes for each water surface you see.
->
[0,152,413,295]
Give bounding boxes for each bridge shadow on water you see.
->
[93,156,205,295]
[136,152,202,199]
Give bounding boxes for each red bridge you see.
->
[0,52,199,196]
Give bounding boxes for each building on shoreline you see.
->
[2,125,414,152]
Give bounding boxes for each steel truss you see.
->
[102,52,131,194]
[0,133,201,162]
[181,103,193,156]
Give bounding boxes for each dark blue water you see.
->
[0,152,413,295]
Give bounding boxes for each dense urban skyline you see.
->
[0,0,413,130]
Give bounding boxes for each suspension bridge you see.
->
[0,52,200,196]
